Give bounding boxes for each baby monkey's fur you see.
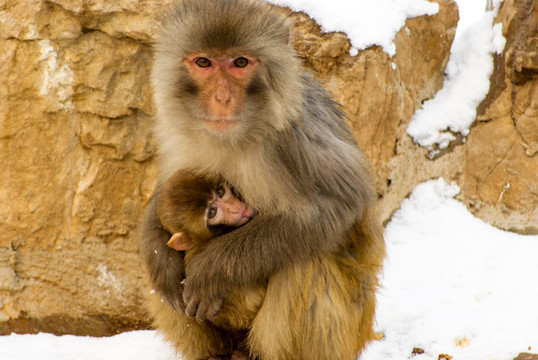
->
[157,170,265,333]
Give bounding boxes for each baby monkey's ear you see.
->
[167,232,195,251]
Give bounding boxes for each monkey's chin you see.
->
[203,119,239,132]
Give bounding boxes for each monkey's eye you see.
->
[216,185,225,198]
[233,57,249,68]
[208,207,217,219]
[195,57,211,68]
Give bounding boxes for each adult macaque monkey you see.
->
[139,0,386,359]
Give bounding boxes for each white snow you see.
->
[0,331,178,360]
[269,0,439,56]
[455,0,491,40]
[3,1,535,360]
[362,179,538,360]
[406,0,506,150]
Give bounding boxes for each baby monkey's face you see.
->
[206,183,253,228]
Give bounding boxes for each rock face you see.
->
[462,0,537,234]
[289,1,463,224]
[0,0,159,334]
[514,354,538,360]
[0,0,533,335]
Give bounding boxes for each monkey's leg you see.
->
[148,292,233,360]
[248,254,376,360]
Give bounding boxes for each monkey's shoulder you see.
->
[297,76,357,146]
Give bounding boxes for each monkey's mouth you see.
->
[241,206,253,223]
[203,119,239,132]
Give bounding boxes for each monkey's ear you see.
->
[167,232,194,251]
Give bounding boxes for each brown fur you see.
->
[157,169,219,242]
[147,211,383,359]
[248,210,384,359]
[156,169,266,333]
[139,0,386,359]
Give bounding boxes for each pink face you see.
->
[183,54,260,132]
[206,183,252,227]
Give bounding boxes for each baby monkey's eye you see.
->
[208,207,217,219]
[216,185,226,198]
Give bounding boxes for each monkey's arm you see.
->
[183,150,372,320]
[182,203,357,320]
[139,193,186,312]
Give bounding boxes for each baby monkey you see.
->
[157,169,254,253]
[156,169,261,360]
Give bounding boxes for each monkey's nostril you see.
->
[215,89,231,105]
[216,96,230,105]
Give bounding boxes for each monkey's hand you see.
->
[182,247,228,322]
[183,281,226,322]
[139,194,187,313]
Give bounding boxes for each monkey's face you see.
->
[206,183,253,228]
[182,54,262,133]
[152,0,304,146]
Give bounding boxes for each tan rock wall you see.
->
[0,0,532,335]
[462,0,537,234]
[0,0,158,334]
[287,1,462,224]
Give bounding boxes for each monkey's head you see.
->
[157,169,254,248]
[152,0,304,147]
[158,170,218,242]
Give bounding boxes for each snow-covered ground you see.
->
[362,180,538,360]
[3,0,537,359]
[2,179,537,360]
[0,331,176,360]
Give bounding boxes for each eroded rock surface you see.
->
[1,0,532,334]
[462,0,537,234]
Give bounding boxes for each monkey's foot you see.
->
[230,350,249,360]
[207,350,249,360]
[207,350,248,360]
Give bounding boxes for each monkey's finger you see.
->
[195,297,212,322]
[184,296,200,318]
[167,286,186,313]
[194,296,223,322]
[231,351,249,360]
[182,284,193,308]
[174,296,186,313]
[205,297,224,320]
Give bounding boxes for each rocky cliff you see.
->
[0,0,535,335]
